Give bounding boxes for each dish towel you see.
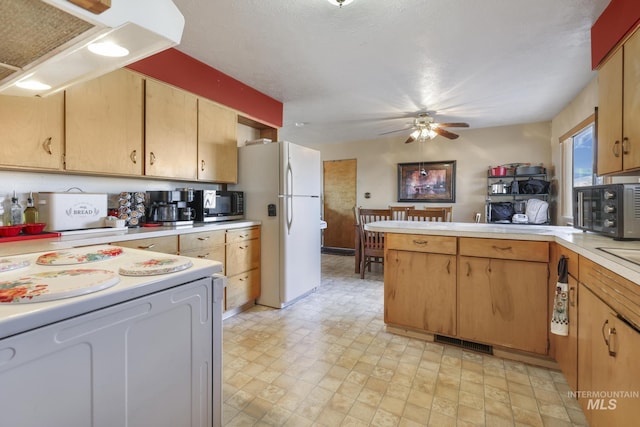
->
[551,255,569,336]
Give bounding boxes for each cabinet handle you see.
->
[130,150,137,164]
[197,253,210,258]
[608,326,617,357]
[492,245,512,251]
[622,137,630,155]
[197,236,210,241]
[412,239,429,246]
[569,286,576,307]
[613,140,621,157]
[201,160,205,171]
[446,259,451,274]
[602,319,610,347]
[466,262,471,277]
[42,137,52,155]
[150,152,156,165]
[138,244,155,249]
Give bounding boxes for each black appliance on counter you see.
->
[146,190,195,226]
[573,184,640,240]
[189,190,244,222]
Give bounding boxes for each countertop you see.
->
[0,220,261,257]
[365,221,640,285]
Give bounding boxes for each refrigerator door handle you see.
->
[286,162,294,234]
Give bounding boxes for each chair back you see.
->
[389,205,414,220]
[358,208,393,225]
[407,208,447,222]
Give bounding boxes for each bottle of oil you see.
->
[10,191,23,225]
[24,192,38,224]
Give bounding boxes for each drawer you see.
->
[179,230,225,252]
[386,233,457,255]
[459,237,548,262]
[226,268,260,311]
[180,246,226,274]
[226,226,260,244]
[111,236,178,254]
[226,238,260,277]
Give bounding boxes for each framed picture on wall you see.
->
[397,160,456,202]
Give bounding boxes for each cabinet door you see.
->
[578,285,640,425]
[597,48,624,175]
[623,29,640,171]
[458,256,548,354]
[145,79,198,180]
[65,69,144,175]
[226,268,260,311]
[385,249,456,336]
[0,93,63,170]
[198,98,238,183]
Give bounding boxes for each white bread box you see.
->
[38,192,107,231]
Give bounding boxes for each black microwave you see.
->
[189,190,244,222]
[573,184,640,240]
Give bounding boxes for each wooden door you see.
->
[623,29,640,171]
[65,69,144,175]
[323,159,356,249]
[597,47,623,175]
[0,92,64,170]
[197,98,238,183]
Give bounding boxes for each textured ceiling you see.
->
[172,0,610,145]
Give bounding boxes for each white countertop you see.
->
[0,220,261,257]
[366,221,640,285]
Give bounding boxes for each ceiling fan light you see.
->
[410,130,420,139]
[326,0,354,7]
[428,129,438,139]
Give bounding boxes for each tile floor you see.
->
[222,254,588,426]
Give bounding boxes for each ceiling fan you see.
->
[381,112,469,143]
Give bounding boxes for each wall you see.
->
[309,122,551,223]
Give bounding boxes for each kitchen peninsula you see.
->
[366,220,640,425]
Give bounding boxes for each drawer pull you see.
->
[569,286,576,307]
[613,140,621,157]
[201,159,206,171]
[608,327,617,357]
[239,275,249,282]
[130,149,137,164]
[197,236,210,241]
[623,137,630,155]
[412,239,429,245]
[446,259,451,274]
[138,244,155,250]
[150,151,156,165]
[492,245,512,251]
[42,137,53,155]
[197,253,210,259]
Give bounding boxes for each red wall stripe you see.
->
[127,48,283,128]
[591,0,640,69]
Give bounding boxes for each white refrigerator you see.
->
[232,141,321,308]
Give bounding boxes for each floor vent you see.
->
[435,335,493,355]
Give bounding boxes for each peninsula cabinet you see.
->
[577,280,640,426]
[384,234,457,336]
[458,238,549,355]
[0,92,64,170]
[111,236,178,255]
[549,244,579,391]
[198,98,238,183]
[65,69,144,176]
[597,28,640,175]
[225,227,261,313]
[145,78,198,180]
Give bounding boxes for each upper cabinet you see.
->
[65,69,144,176]
[0,92,64,170]
[145,79,198,180]
[198,98,238,183]
[597,28,640,175]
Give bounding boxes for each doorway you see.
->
[322,159,357,251]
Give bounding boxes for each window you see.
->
[560,119,601,223]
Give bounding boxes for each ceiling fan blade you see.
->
[404,135,416,144]
[379,127,414,136]
[433,128,459,139]
[434,122,469,128]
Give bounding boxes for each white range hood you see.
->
[0,0,184,97]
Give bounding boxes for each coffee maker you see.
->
[146,190,195,226]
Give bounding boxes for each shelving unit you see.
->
[486,172,549,224]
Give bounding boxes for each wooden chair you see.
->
[407,208,447,222]
[389,205,414,220]
[357,208,392,278]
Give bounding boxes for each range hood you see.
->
[0,0,184,97]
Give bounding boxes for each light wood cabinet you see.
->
[458,238,549,355]
[65,69,144,176]
[385,234,457,335]
[597,28,640,175]
[111,236,178,255]
[0,93,64,170]
[225,227,260,312]
[145,79,198,180]
[549,244,579,391]
[179,230,226,274]
[577,282,640,426]
[198,98,238,183]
